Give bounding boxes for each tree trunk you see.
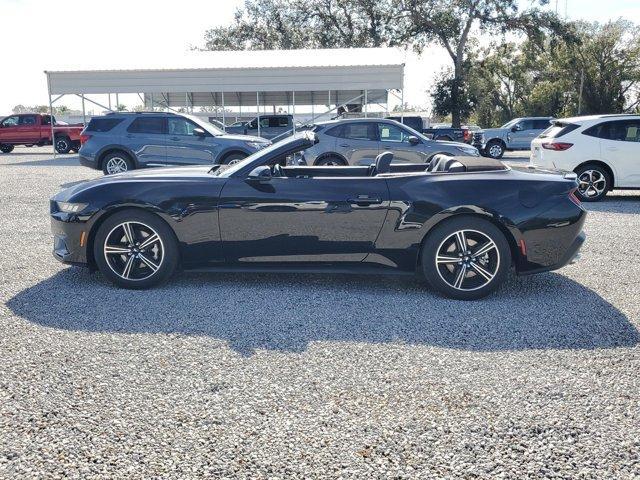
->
[451,60,463,128]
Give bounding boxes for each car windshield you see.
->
[182,114,224,136]
[500,119,519,129]
[210,141,287,177]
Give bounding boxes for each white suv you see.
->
[530,114,640,201]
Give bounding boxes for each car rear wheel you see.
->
[421,217,511,300]
[222,152,247,165]
[575,165,610,202]
[316,155,347,166]
[0,144,14,153]
[485,140,505,159]
[93,210,179,289]
[55,136,72,154]
[102,152,134,175]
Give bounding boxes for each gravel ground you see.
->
[0,147,639,479]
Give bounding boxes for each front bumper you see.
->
[51,212,90,266]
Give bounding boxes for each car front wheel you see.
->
[421,217,511,300]
[575,165,610,202]
[93,210,179,289]
[484,140,505,159]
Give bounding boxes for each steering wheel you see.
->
[272,163,283,177]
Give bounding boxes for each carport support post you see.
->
[256,92,261,137]
[292,91,296,133]
[221,91,226,130]
[364,89,368,118]
[46,72,56,157]
[115,93,119,110]
[81,95,86,126]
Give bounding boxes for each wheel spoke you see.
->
[121,255,135,279]
[437,255,460,264]
[122,223,135,245]
[472,241,496,258]
[139,233,160,250]
[454,264,467,289]
[138,253,159,272]
[470,261,494,282]
[105,245,130,255]
[455,231,467,252]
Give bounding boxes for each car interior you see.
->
[265,151,507,179]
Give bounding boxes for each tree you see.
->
[116,104,128,111]
[201,0,563,127]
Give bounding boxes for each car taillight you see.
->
[463,129,471,142]
[568,188,582,206]
[541,142,573,151]
[80,134,92,145]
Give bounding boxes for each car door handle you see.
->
[348,195,382,206]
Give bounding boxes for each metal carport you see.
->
[44,48,405,149]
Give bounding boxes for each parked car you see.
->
[473,117,553,159]
[78,112,271,175]
[302,118,479,166]
[207,118,227,131]
[530,114,640,201]
[0,113,83,154]
[386,116,473,144]
[225,114,299,140]
[50,131,586,300]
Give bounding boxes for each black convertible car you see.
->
[51,131,586,300]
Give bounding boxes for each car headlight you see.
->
[57,201,87,213]
[455,146,480,156]
[246,141,269,150]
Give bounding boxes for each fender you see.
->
[95,144,140,168]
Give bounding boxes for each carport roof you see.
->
[45,48,405,104]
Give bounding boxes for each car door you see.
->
[0,115,20,142]
[509,119,536,149]
[16,115,40,143]
[598,119,640,187]
[166,116,216,165]
[218,171,390,263]
[378,122,428,163]
[333,122,380,165]
[124,116,167,165]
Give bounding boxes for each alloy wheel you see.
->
[578,169,607,198]
[105,157,129,174]
[56,139,68,152]
[103,221,164,281]
[488,144,503,158]
[435,229,500,291]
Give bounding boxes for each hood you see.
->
[53,166,214,201]
[216,133,269,143]
[477,128,505,137]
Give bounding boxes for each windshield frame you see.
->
[182,113,224,136]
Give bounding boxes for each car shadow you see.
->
[583,193,640,214]
[7,268,638,356]
[7,156,80,167]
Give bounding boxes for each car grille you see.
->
[472,132,483,143]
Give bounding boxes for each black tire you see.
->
[484,140,505,159]
[102,151,134,175]
[0,144,14,153]
[316,155,347,166]
[574,164,610,202]
[93,209,179,289]
[54,136,72,154]
[421,216,511,300]
[222,152,248,165]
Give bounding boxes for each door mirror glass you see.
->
[247,165,272,181]
[193,127,206,137]
[408,135,420,145]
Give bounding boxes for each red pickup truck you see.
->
[0,113,84,154]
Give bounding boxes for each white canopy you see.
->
[45,48,405,107]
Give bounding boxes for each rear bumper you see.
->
[79,153,99,169]
[519,230,585,276]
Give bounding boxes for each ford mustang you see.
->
[50,131,586,300]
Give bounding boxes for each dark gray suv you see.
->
[78,112,271,175]
[302,118,479,166]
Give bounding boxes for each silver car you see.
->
[302,118,479,166]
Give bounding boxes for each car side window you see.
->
[269,116,289,127]
[518,120,535,131]
[585,121,640,142]
[19,115,37,125]
[168,118,198,136]
[533,119,551,129]
[379,123,409,143]
[2,116,19,127]
[41,115,52,126]
[127,117,166,134]
[340,123,377,141]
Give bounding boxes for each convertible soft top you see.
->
[447,156,507,172]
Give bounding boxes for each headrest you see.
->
[375,151,394,174]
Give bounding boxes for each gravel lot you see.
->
[1,147,639,479]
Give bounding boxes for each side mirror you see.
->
[408,135,420,145]
[511,125,521,132]
[193,127,206,137]
[247,165,272,182]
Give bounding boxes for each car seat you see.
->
[369,151,394,176]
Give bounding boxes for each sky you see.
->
[0,0,638,115]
